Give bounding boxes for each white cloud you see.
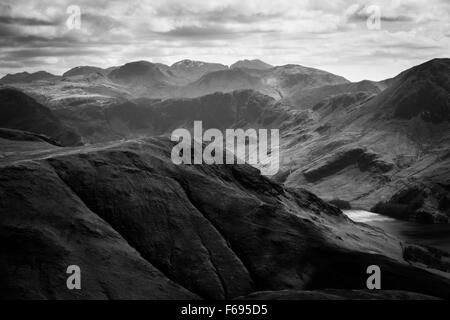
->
[0,0,448,81]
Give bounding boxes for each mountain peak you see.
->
[124,60,154,66]
[399,58,450,80]
[63,66,105,77]
[167,60,228,84]
[6,71,30,77]
[358,58,450,123]
[108,60,168,85]
[230,59,273,70]
[171,59,223,69]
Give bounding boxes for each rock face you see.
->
[0,88,82,146]
[1,136,450,299]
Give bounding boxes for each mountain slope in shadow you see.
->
[0,88,82,146]
[1,137,450,299]
[54,89,294,143]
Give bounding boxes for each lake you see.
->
[343,210,450,253]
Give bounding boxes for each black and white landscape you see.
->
[0,0,449,300]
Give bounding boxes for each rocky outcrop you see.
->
[1,137,450,299]
[302,147,394,183]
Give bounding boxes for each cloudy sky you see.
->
[0,0,448,81]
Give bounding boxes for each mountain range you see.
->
[1,58,449,222]
[1,58,449,220]
[0,59,349,104]
[2,134,450,299]
[1,57,449,299]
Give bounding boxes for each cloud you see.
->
[82,13,123,32]
[156,24,275,40]
[156,25,239,39]
[345,4,414,23]
[0,0,448,81]
[155,4,284,24]
[0,48,102,60]
[0,15,59,26]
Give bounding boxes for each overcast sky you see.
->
[0,0,448,81]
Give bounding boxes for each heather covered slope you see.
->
[1,136,450,299]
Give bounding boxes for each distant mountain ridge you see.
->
[63,66,107,77]
[168,59,228,84]
[0,71,58,84]
[1,58,349,102]
[231,59,273,70]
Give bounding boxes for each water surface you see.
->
[343,210,450,253]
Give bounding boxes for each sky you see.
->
[0,0,448,81]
